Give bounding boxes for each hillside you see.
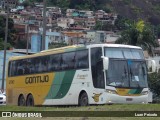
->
[110,0,160,25]
[42,0,160,25]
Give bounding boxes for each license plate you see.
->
[126,98,133,101]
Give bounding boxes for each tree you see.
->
[0,38,12,50]
[149,72,160,103]
[116,20,159,55]
[0,16,16,49]
[22,0,35,8]
[154,24,160,38]
[93,21,102,30]
[114,15,131,30]
[0,38,3,50]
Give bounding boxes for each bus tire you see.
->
[18,95,25,106]
[26,94,34,106]
[79,92,88,106]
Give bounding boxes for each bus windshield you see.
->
[106,59,148,88]
[104,47,148,88]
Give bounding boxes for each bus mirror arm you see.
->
[101,56,109,70]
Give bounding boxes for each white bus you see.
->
[7,44,150,106]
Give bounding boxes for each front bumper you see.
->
[105,93,148,104]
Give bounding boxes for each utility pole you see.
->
[26,16,29,55]
[42,0,47,50]
[1,0,9,92]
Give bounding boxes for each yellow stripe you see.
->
[7,73,55,105]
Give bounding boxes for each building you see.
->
[18,0,25,4]
[62,31,87,45]
[66,9,76,17]
[105,31,120,43]
[57,18,74,29]
[85,30,96,42]
[1,0,17,9]
[95,31,106,43]
[85,17,96,29]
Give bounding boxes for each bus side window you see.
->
[23,60,31,74]
[34,57,41,73]
[62,52,75,70]
[29,58,35,74]
[17,62,24,75]
[49,54,61,71]
[41,56,49,72]
[75,50,89,69]
[9,61,16,76]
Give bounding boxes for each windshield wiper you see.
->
[135,80,141,88]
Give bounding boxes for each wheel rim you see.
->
[27,95,34,106]
[80,93,88,106]
[18,96,25,106]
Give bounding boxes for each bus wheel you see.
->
[18,95,25,106]
[79,92,88,106]
[26,94,34,106]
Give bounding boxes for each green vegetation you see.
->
[0,16,16,50]
[123,0,132,5]
[34,0,112,12]
[152,5,160,13]
[149,72,160,103]
[0,104,159,111]
[21,0,35,8]
[115,19,159,55]
[49,43,68,49]
[0,104,160,111]
[131,6,143,14]
[1,104,160,119]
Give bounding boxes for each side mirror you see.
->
[101,56,109,70]
[146,59,156,73]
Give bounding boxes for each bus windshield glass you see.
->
[105,47,144,59]
[104,47,148,88]
[106,59,148,88]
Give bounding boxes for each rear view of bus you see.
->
[101,44,149,104]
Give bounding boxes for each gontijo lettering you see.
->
[25,75,49,84]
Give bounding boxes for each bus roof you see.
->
[87,44,142,49]
[8,44,142,61]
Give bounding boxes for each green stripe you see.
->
[46,70,76,99]
[54,70,76,99]
[45,72,65,99]
[128,89,143,94]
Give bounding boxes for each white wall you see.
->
[147,56,160,73]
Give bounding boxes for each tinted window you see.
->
[8,50,89,77]
[62,52,76,70]
[49,54,61,71]
[91,47,105,88]
[75,50,89,69]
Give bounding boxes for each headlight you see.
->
[141,91,148,95]
[106,89,117,94]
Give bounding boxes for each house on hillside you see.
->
[66,9,76,17]
[1,0,17,9]
[57,18,74,29]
